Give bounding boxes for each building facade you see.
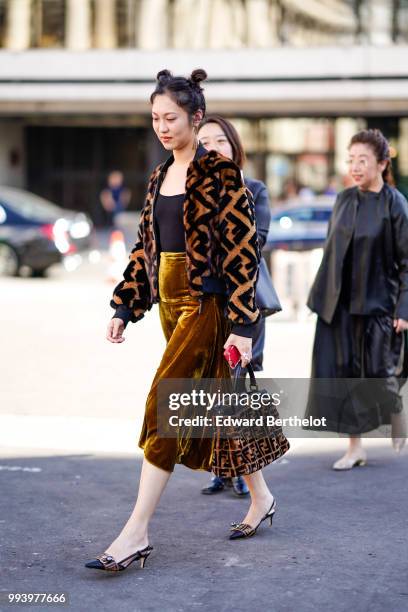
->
[0,0,408,224]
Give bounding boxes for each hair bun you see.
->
[156,69,172,83]
[190,68,207,85]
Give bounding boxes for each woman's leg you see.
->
[103,458,171,560]
[237,470,274,528]
[348,435,364,453]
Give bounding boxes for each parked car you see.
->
[0,186,94,276]
[265,197,335,252]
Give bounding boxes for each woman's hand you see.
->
[106,318,125,343]
[393,318,408,333]
[224,334,252,368]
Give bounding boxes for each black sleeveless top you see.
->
[154,193,185,252]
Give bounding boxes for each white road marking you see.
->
[0,465,42,472]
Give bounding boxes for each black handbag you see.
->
[211,363,290,477]
[256,257,282,317]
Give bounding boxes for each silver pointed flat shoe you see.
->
[392,437,406,454]
[332,455,367,470]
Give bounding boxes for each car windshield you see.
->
[0,187,63,222]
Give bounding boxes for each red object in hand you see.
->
[224,345,241,369]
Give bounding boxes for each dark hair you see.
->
[150,68,207,121]
[349,128,394,185]
[198,115,246,169]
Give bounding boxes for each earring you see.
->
[193,125,199,150]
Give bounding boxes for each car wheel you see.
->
[0,243,19,277]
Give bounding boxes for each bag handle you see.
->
[232,362,258,392]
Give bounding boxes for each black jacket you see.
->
[245,177,270,250]
[307,183,408,324]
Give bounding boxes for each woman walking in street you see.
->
[84,69,289,573]
[305,129,408,469]
[198,115,279,497]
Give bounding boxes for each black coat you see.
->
[244,177,270,250]
[307,183,408,325]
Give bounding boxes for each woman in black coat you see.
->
[305,129,408,470]
[198,114,278,494]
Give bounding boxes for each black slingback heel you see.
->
[85,545,153,572]
[229,498,276,540]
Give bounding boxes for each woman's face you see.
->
[198,122,233,160]
[347,142,387,190]
[151,93,198,151]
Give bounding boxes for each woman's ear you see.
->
[193,109,204,128]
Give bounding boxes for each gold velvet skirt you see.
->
[138,252,231,472]
[138,251,290,476]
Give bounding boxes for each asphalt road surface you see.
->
[1,253,407,612]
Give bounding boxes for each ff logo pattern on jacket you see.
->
[110,148,261,328]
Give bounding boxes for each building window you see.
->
[0,1,6,47]
[31,0,65,47]
[116,0,138,47]
[394,0,408,42]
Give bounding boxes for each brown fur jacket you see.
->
[110,143,261,332]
